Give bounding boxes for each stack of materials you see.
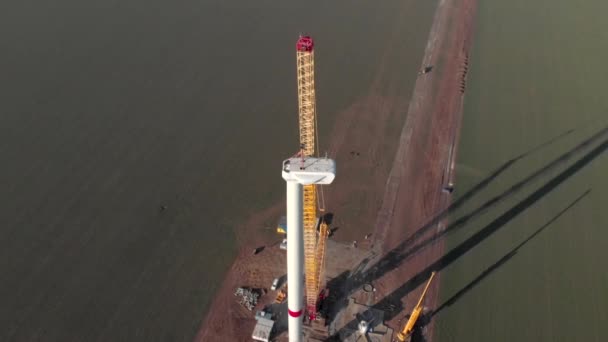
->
[234,287,260,311]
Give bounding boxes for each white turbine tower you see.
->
[282,157,336,342]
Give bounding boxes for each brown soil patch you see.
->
[365,0,479,339]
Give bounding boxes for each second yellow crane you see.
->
[396,271,436,342]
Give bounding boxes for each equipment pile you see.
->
[234,287,260,311]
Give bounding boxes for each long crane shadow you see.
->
[428,188,590,319]
[403,188,589,342]
[327,137,606,341]
[404,127,575,241]
[371,127,575,252]
[322,127,593,325]
[351,126,606,290]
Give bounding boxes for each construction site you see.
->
[5,0,608,340]
[196,0,478,341]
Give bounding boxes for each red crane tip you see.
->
[296,35,314,52]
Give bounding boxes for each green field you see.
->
[435,0,608,341]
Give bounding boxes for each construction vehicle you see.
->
[396,272,436,342]
[275,284,287,304]
[277,216,287,234]
[271,278,280,291]
[295,34,331,321]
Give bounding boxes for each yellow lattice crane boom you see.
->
[396,272,437,342]
[295,35,329,320]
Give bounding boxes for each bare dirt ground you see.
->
[332,0,478,339]
[324,0,479,340]
[195,0,478,340]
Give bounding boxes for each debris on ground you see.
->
[234,287,260,311]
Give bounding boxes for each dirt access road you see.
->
[326,0,478,340]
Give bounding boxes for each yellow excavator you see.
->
[396,271,436,342]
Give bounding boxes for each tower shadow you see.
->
[345,126,605,296]
[328,133,606,340]
[428,188,590,319]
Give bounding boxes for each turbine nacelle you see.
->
[282,158,336,185]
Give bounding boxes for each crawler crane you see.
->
[295,34,330,321]
[281,34,337,342]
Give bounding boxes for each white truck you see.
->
[270,278,279,291]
